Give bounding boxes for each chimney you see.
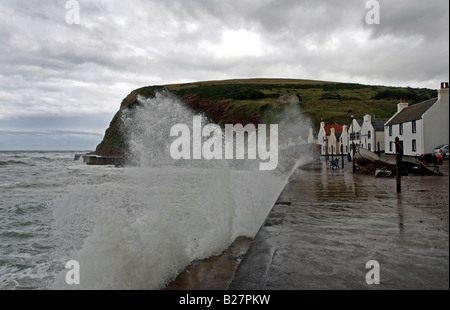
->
[342,124,348,133]
[438,81,449,101]
[398,99,409,112]
[363,113,372,123]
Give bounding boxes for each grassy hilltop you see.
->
[94,78,437,156]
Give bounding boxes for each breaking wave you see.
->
[51,91,312,289]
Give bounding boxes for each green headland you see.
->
[93,78,437,156]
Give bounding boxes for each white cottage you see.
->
[328,127,339,155]
[384,82,449,156]
[360,114,387,153]
[348,118,363,148]
[307,127,317,144]
[317,121,344,155]
[339,125,350,154]
[317,121,327,155]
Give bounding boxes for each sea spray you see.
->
[51,91,313,289]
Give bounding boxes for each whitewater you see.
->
[0,91,312,290]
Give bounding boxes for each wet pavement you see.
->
[167,157,449,290]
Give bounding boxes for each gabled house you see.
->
[384,82,449,156]
[308,127,318,144]
[318,122,344,155]
[339,125,350,154]
[360,114,387,153]
[348,118,363,148]
[317,121,327,155]
[327,126,340,155]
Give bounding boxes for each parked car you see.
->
[433,144,449,159]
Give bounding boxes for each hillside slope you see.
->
[93,78,436,156]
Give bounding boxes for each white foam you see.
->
[51,91,312,289]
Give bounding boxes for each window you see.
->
[412,120,417,133]
[399,123,403,135]
[389,125,392,136]
[368,130,371,139]
[412,139,417,152]
[368,143,371,151]
[390,141,393,152]
[356,132,360,140]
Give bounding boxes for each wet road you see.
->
[229,160,449,290]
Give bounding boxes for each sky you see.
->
[0,0,448,150]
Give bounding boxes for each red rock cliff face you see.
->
[181,94,231,124]
[94,86,266,156]
[181,95,262,125]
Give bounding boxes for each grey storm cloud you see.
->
[0,0,448,150]
[368,1,449,40]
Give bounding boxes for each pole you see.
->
[395,137,402,193]
[341,144,344,168]
[352,142,356,172]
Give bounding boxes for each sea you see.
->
[0,92,312,290]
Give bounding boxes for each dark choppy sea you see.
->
[1,92,311,290]
[0,151,124,289]
[0,150,297,290]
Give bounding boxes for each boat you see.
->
[356,148,380,166]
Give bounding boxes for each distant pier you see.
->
[74,154,124,167]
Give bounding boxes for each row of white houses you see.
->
[307,82,449,157]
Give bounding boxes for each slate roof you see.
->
[385,98,438,126]
[349,119,363,128]
[372,119,387,131]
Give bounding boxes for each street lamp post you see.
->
[351,115,356,172]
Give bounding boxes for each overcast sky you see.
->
[0,0,448,150]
